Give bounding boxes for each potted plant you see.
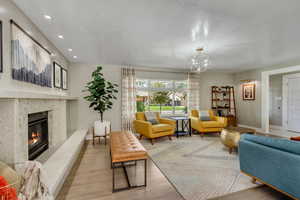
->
[83,66,118,144]
[84,66,118,121]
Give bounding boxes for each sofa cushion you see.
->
[199,111,211,121]
[152,124,173,133]
[201,121,223,128]
[241,134,300,155]
[145,112,159,125]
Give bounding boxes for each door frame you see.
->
[282,73,300,130]
[261,65,300,133]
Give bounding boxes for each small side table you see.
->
[169,116,191,138]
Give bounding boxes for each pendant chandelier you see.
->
[190,48,210,73]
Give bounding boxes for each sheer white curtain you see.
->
[121,66,136,131]
[187,73,200,113]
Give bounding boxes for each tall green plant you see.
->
[83,66,118,121]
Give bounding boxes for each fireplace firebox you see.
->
[28,112,49,160]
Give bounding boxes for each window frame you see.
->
[136,78,187,116]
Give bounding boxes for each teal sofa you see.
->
[239,134,300,199]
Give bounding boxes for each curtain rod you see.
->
[134,68,189,74]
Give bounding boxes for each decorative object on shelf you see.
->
[242,82,255,100]
[11,20,52,87]
[190,48,209,73]
[53,62,62,88]
[83,66,118,121]
[211,86,236,126]
[61,68,68,90]
[0,21,2,73]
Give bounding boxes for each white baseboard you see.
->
[269,125,283,130]
[237,124,264,133]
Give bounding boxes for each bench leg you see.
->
[144,159,147,187]
[112,159,147,193]
[112,163,115,191]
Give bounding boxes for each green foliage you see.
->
[136,101,145,112]
[83,66,118,121]
[152,91,170,112]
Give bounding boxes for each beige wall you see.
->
[234,70,262,128]
[69,64,122,131]
[0,0,69,95]
[199,72,235,109]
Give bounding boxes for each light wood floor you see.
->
[56,141,184,200]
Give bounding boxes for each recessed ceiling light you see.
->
[68,48,73,52]
[58,35,64,39]
[73,56,77,59]
[44,15,52,20]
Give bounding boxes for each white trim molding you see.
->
[261,65,300,133]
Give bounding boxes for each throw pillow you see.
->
[291,136,300,141]
[199,111,211,121]
[144,112,159,125]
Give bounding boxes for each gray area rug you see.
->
[141,135,259,200]
[208,185,293,200]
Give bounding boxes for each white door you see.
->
[287,77,300,132]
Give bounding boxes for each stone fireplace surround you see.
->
[0,94,88,197]
[0,97,68,165]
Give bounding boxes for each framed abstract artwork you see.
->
[11,20,52,87]
[61,68,68,90]
[53,62,62,88]
[242,83,255,100]
[0,21,2,73]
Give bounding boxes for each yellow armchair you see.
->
[190,110,227,136]
[133,112,175,144]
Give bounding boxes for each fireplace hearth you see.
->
[28,112,49,160]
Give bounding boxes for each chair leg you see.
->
[252,177,256,184]
[200,132,204,137]
[139,135,143,140]
[151,139,154,145]
[229,147,233,154]
[168,135,172,141]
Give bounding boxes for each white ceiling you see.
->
[12,0,300,72]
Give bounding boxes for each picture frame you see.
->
[53,62,62,88]
[11,20,52,87]
[61,68,68,90]
[0,21,3,73]
[242,83,255,100]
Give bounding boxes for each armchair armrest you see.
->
[190,116,203,127]
[158,118,176,126]
[215,116,227,127]
[133,120,152,137]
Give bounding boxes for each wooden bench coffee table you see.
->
[110,131,147,192]
[220,126,256,153]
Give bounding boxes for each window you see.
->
[136,79,187,115]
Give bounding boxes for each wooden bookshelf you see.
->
[211,86,237,126]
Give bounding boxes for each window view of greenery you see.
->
[136,79,187,115]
